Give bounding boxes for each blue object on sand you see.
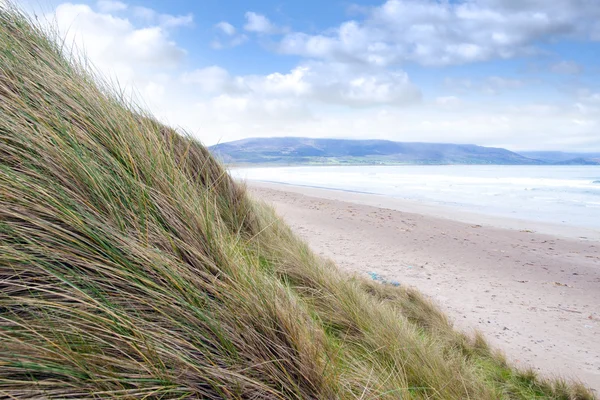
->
[368,272,400,287]
[368,272,383,281]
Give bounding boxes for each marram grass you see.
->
[0,6,595,399]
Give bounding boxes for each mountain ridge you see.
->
[210,137,600,165]
[518,151,600,165]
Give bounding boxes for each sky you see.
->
[10,0,600,151]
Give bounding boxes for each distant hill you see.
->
[518,151,600,165]
[210,137,548,165]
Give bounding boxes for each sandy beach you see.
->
[248,181,600,393]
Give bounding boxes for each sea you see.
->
[231,165,600,230]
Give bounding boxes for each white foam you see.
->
[232,165,600,229]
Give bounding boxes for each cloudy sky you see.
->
[14,0,600,150]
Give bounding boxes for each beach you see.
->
[248,181,600,393]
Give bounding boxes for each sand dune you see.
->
[249,181,600,394]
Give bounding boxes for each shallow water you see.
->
[231,165,600,229]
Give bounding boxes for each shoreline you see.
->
[247,180,600,393]
[246,180,600,241]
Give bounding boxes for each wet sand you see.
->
[248,181,600,393]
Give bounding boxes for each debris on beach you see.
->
[553,281,572,287]
[368,272,400,287]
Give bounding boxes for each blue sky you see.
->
[14,0,600,150]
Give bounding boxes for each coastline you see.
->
[247,180,600,393]
[247,180,600,241]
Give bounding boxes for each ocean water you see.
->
[231,165,600,230]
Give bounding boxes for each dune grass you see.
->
[0,6,595,399]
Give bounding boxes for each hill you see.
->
[0,7,594,399]
[210,137,546,165]
[518,151,600,165]
[210,138,600,166]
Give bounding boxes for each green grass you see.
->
[0,6,595,399]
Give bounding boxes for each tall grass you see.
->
[0,6,594,399]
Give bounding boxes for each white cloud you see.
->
[244,11,287,34]
[132,6,193,28]
[96,0,126,13]
[279,0,600,66]
[132,5,154,21]
[169,62,422,145]
[229,35,248,46]
[47,2,188,99]
[168,62,597,150]
[182,66,233,93]
[183,62,421,107]
[159,13,193,28]
[435,96,461,107]
[215,21,236,36]
[573,90,600,117]
[37,1,600,151]
[238,67,312,98]
[244,12,272,33]
[308,64,421,106]
[212,21,248,49]
[196,95,312,124]
[172,96,599,151]
[550,60,583,75]
[211,36,248,49]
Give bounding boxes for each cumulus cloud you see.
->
[172,61,421,145]
[573,89,600,119]
[43,1,192,116]
[182,66,235,93]
[212,21,247,48]
[194,95,313,125]
[51,4,187,74]
[215,21,236,36]
[159,14,194,28]
[183,62,421,107]
[244,11,287,34]
[96,0,126,13]
[306,63,421,106]
[174,95,599,151]
[36,1,600,151]
[279,0,600,66]
[132,6,193,28]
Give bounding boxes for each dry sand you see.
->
[248,181,600,394]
